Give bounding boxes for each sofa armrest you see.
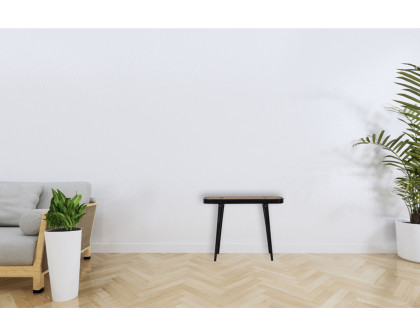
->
[19,209,49,236]
[78,203,97,251]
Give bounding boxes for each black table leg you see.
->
[214,204,224,261]
[262,204,273,261]
[216,204,224,255]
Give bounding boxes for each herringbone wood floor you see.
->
[1,253,420,307]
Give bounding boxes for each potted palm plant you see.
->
[354,63,420,262]
[44,189,87,302]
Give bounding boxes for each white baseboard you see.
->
[91,243,397,254]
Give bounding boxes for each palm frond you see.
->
[353,63,420,222]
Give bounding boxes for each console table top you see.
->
[203,196,283,204]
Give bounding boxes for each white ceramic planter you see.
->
[396,220,420,263]
[45,228,82,302]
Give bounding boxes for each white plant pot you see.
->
[396,220,420,263]
[45,228,82,302]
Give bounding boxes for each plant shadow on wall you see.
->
[314,74,401,247]
[332,92,398,219]
[350,110,397,218]
[299,83,398,221]
[353,63,420,262]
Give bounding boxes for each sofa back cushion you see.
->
[19,209,48,236]
[37,182,91,209]
[0,182,43,226]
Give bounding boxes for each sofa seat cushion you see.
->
[0,227,38,265]
[0,182,43,226]
[37,182,91,209]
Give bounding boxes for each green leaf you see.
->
[397,93,420,105]
[382,134,390,145]
[394,100,420,111]
[402,88,420,99]
[377,130,384,143]
[397,71,420,85]
[396,76,420,89]
[395,82,420,95]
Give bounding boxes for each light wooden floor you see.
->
[1,253,420,308]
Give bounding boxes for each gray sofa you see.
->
[0,181,97,292]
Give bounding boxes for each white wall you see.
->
[1,29,419,253]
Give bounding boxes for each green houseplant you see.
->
[44,189,87,302]
[354,63,420,262]
[45,189,87,231]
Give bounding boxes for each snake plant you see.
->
[354,63,420,223]
[45,189,87,231]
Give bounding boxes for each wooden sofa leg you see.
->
[83,246,91,260]
[33,273,45,294]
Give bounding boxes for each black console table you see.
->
[203,196,284,261]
